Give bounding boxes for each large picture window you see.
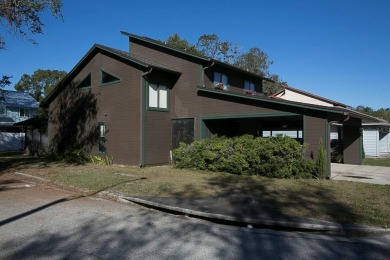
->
[148,84,168,110]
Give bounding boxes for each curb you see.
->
[11,172,390,236]
[104,192,390,236]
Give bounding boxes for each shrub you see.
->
[173,135,317,179]
[316,138,327,179]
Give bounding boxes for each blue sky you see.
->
[1,0,389,109]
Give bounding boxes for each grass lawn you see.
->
[363,158,390,167]
[1,154,389,228]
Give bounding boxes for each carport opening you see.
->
[202,115,303,143]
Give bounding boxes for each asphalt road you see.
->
[0,176,389,259]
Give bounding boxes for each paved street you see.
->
[0,175,389,259]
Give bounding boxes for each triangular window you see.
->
[101,70,120,85]
[77,74,91,89]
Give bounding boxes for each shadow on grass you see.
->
[154,173,363,225]
[0,155,65,175]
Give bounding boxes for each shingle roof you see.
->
[0,90,39,108]
[121,31,274,82]
[41,44,182,107]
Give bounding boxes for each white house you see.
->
[271,86,389,158]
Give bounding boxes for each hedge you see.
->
[173,135,317,179]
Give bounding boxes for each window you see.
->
[101,70,120,85]
[244,80,255,91]
[172,118,194,149]
[98,122,107,154]
[20,108,29,117]
[213,71,229,90]
[148,84,168,110]
[77,74,91,89]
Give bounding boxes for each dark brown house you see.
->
[42,32,381,176]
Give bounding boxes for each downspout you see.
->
[202,61,215,87]
[140,67,153,167]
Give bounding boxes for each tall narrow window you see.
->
[98,122,107,154]
[213,71,229,90]
[101,70,121,85]
[148,84,168,110]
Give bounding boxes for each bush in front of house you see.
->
[173,135,317,179]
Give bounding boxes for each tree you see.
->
[0,0,63,50]
[234,47,273,77]
[165,33,201,56]
[263,74,286,96]
[196,34,239,63]
[165,33,285,95]
[14,69,66,102]
[0,75,11,89]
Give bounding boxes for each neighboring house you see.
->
[41,32,383,176]
[0,90,39,151]
[362,123,390,157]
[271,86,390,158]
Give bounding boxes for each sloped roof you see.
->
[198,87,386,123]
[41,44,181,107]
[270,86,347,108]
[121,31,274,82]
[1,90,39,108]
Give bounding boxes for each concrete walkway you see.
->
[331,163,390,185]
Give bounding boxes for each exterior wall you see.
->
[343,123,362,164]
[49,52,142,165]
[275,89,334,107]
[304,116,327,160]
[0,132,24,151]
[3,107,38,123]
[143,72,175,165]
[130,40,282,143]
[379,130,389,154]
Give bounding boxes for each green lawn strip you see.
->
[363,158,390,167]
[3,155,389,227]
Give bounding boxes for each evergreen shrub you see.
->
[173,135,317,179]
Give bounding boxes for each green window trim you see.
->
[147,83,170,112]
[76,73,92,90]
[99,69,121,86]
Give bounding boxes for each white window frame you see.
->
[20,108,29,117]
[148,83,168,110]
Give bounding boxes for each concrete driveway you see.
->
[331,163,390,185]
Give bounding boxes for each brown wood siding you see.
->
[304,115,327,160]
[48,53,142,165]
[130,40,284,143]
[343,123,362,164]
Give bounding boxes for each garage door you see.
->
[363,129,378,156]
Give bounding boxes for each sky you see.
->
[1,0,389,109]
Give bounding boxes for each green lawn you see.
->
[1,154,389,228]
[363,158,390,167]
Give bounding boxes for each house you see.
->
[271,86,390,158]
[41,32,383,176]
[362,123,390,157]
[0,90,39,151]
